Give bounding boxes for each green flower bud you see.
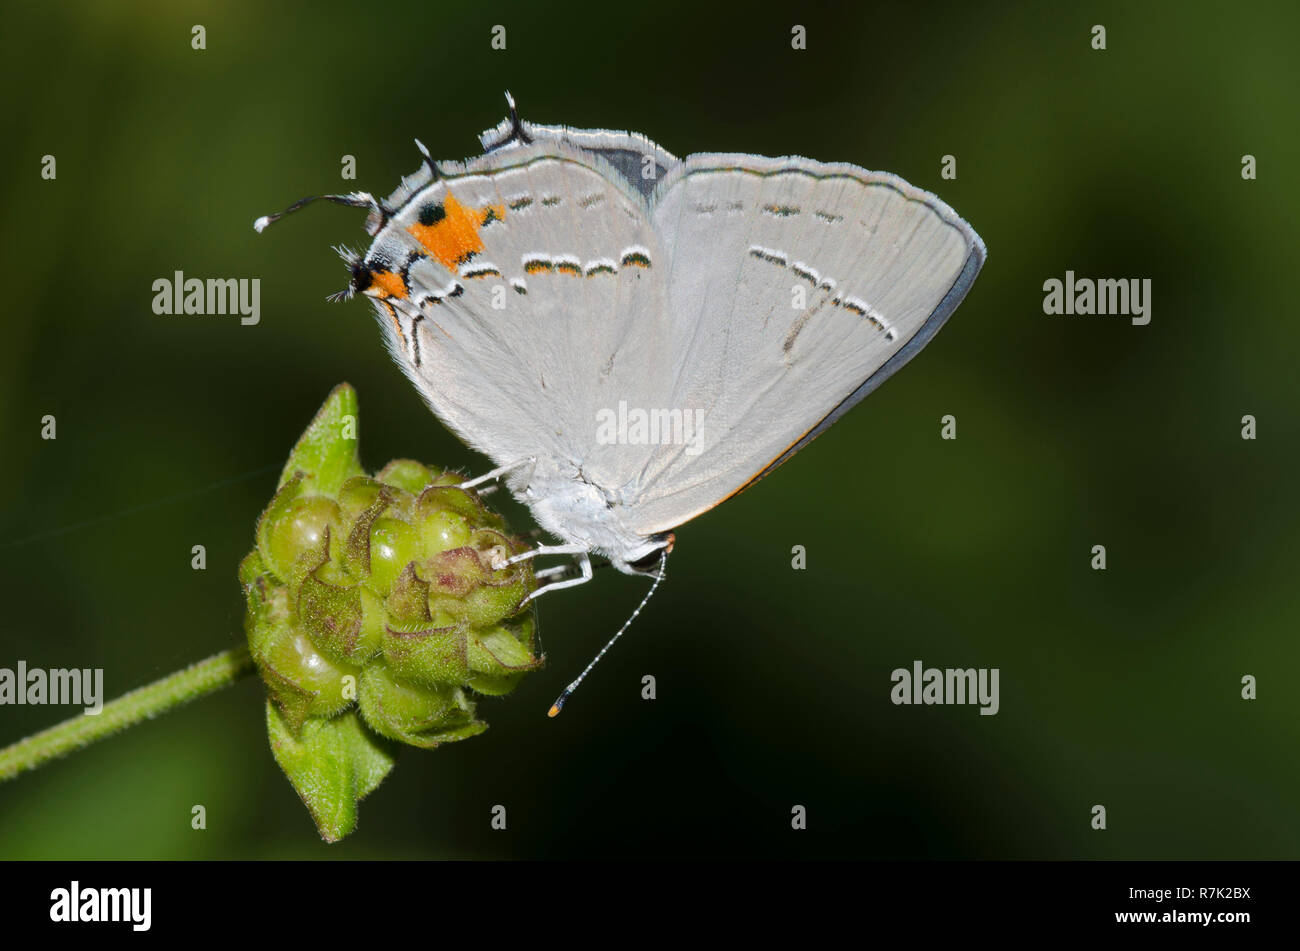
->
[357,663,485,748]
[242,384,541,841]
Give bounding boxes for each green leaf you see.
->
[266,701,397,842]
[278,383,364,495]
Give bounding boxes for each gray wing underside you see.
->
[365,142,673,475]
[615,154,986,536]
[366,123,985,541]
[478,115,680,201]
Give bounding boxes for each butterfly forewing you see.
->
[362,142,673,477]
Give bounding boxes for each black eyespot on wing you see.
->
[418,203,447,226]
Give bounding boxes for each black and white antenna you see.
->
[252,191,384,233]
[547,550,668,717]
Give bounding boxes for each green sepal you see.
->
[339,480,392,577]
[465,625,543,695]
[356,665,486,749]
[386,562,432,625]
[381,621,470,687]
[467,616,541,695]
[425,544,531,627]
[297,570,374,665]
[277,383,364,495]
[266,701,397,843]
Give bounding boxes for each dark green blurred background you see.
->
[1,1,1296,859]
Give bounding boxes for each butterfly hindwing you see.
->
[614,153,985,535]
[479,117,681,201]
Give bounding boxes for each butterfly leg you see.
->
[534,564,572,580]
[505,542,589,566]
[458,457,536,492]
[522,556,592,604]
[506,546,594,604]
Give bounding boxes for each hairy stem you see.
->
[0,647,256,783]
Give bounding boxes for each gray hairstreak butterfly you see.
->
[256,94,986,713]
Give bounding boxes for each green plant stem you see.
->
[0,646,256,783]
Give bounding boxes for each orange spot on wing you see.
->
[369,270,408,299]
[407,192,504,270]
